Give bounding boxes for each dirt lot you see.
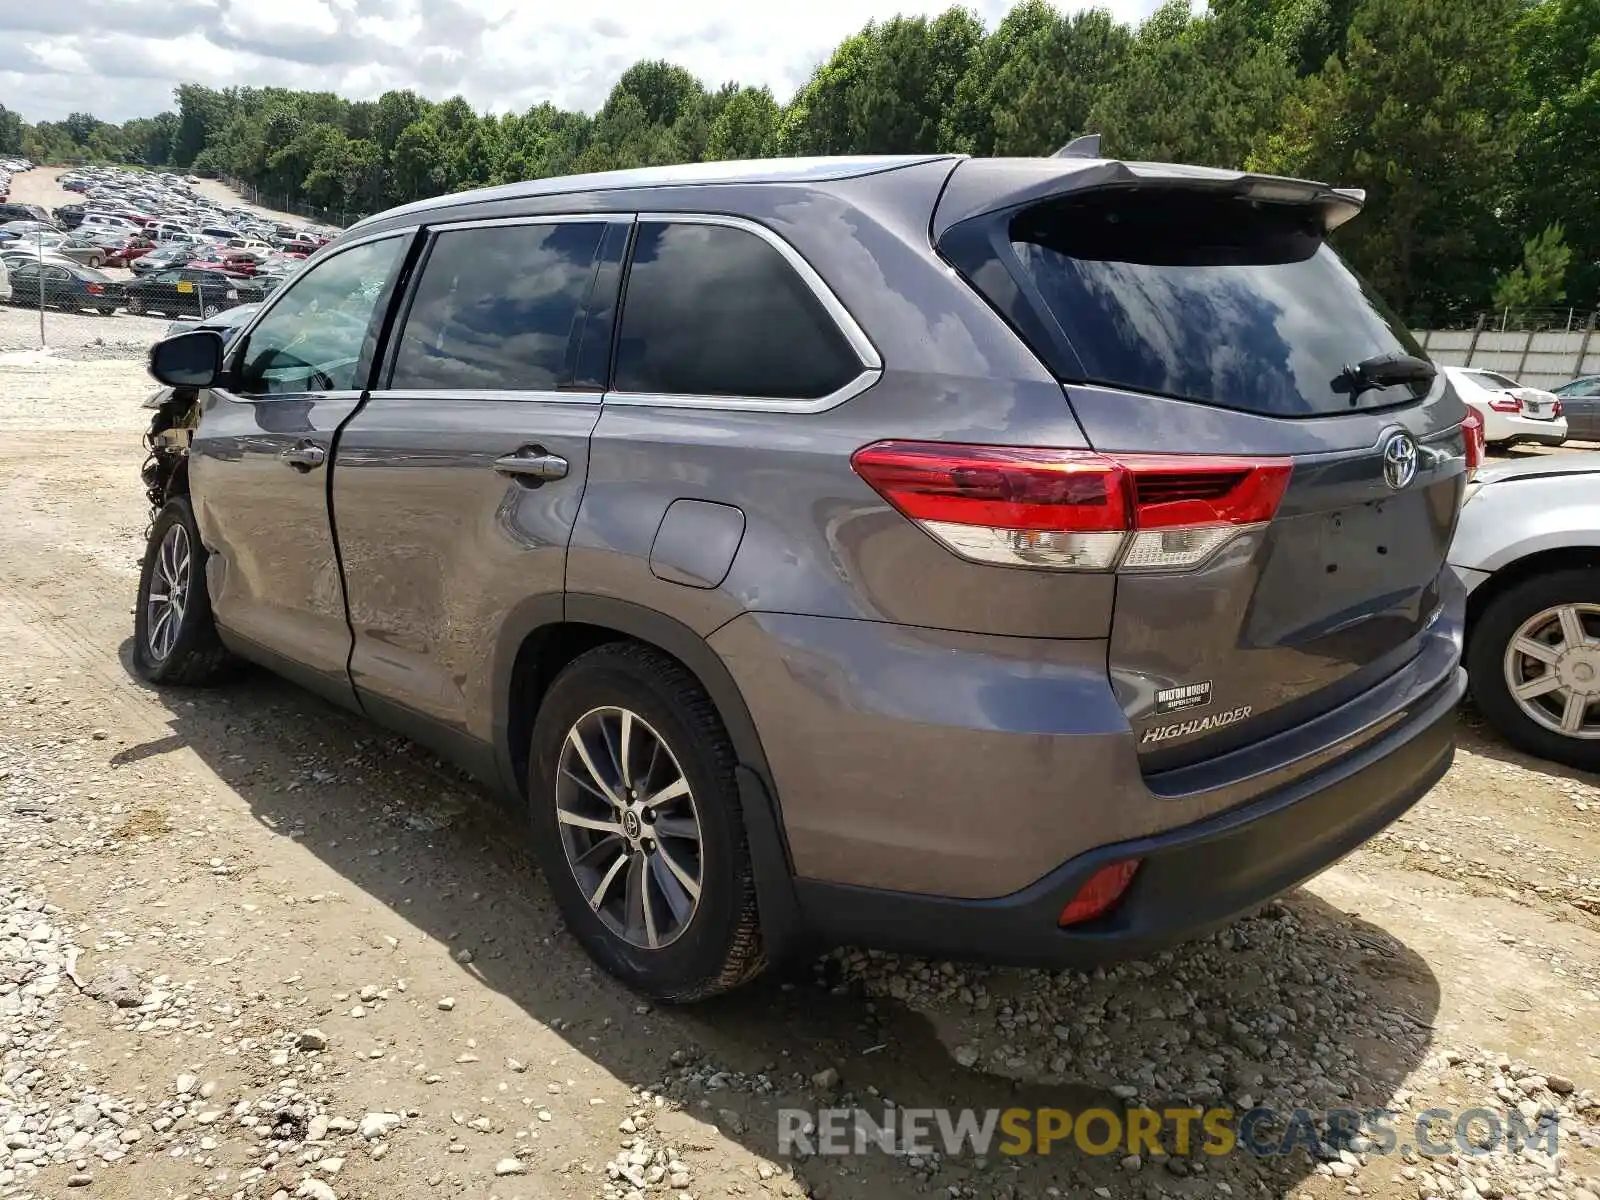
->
[0,194,1596,1200]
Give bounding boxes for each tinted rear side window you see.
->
[615,221,859,400]
[391,221,605,391]
[1005,191,1426,417]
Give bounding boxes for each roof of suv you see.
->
[348,153,1364,242]
[353,154,953,229]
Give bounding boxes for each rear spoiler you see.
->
[932,157,1366,239]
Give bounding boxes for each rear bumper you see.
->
[1487,413,1567,445]
[794,665,1463,967]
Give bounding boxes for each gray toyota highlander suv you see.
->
[135,153,1471,1001]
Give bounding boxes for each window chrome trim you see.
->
[420,213,636,234]
[604,368,882,414]
[364,388,603,404]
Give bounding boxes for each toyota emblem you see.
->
[1381,430,1418,490]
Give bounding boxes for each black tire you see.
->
[133,497,233,685]
[528,642,765,1001]
[1468,568,1600,771]
[87,255,101,268]
[97,307,115,316]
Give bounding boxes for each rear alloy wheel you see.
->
[126,295,144,315]
[133,497,233,685]
[555,706,705,950]
[1469,569,1600,770]
[201,303,220,318]
[528,643,764,1001]
[87,255,101,268]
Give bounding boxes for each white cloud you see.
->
[4,0,1174,124]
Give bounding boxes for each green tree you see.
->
[1493,223,1573,312]
[607,60,704,127]
[0,104,21,155]
[1254,0,1525,324]
[1089,1,1294,167]
[1507,0,1600,310]
[706,86,779,159]
[390,120,447,202]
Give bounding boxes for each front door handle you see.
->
[280,442,326,471]
[493,449,569,483]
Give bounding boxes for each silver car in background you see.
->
[1451,453,1600,769]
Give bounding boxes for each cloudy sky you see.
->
[2,0,1172,124]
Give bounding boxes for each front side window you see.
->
[389,221,605,392]
[614,221,861,400]
[234,236,403,397]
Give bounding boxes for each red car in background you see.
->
[103,237,156,267]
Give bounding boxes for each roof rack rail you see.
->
[1052,134,1102,159]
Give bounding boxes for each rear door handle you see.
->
[493,449,569,483]
[280,442,326,470]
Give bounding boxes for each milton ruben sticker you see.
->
[1154,680,1213,716]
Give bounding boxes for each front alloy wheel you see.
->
[555,706,704,950]
[132,497,232,686]
[145,522,191,663]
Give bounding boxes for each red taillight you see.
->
[1461,409,1485,476]
[850,441,1291,573]
[1058,859,1142,926]
[1488,395,1522,413]
[1553,400,1564,417]
[85,284,103,295]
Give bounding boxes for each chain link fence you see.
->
[220,178,367,230]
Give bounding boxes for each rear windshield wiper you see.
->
[1333,353,1437,402]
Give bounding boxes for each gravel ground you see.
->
[0,175,1595,1200]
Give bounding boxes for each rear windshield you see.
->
[1008,191,1427,416]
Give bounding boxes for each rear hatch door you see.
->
[938,164,1468,769]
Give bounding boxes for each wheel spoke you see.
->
[1515,673,1564,701]
[566,728,622,807]
[1557,605,1589,651]
[1511,635,1561,665]
[640,857,660,949]
[587,851,629,912]
[651,815,699,841]
[655,840,701,902]
[149,605,172,656]
[618,710,635,790]
[649,852,695,925]
[1560,691,1590,733]
[560,765,613,807]
[624,854,650,947]
[556,810,622,835]
[574,833,624,866]
[642,775,689,809]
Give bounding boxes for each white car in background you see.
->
[1444,366,1567,449]
[0,259,10,303]
[1451,453,1600,769]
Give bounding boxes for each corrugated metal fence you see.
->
[1418,321,1600,389]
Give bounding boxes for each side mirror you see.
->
[149,329,225,388]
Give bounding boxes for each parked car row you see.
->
[0,157,35,202]
[1443,365,1600,447]
[0,256,281,317]
[0,164,324,320]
